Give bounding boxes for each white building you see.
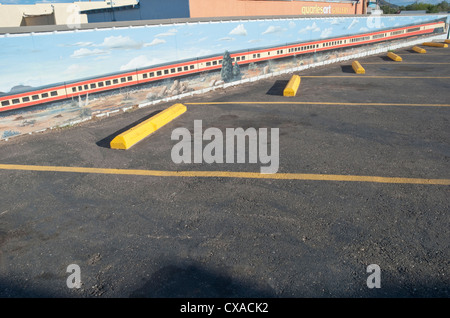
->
[0,0,138,27]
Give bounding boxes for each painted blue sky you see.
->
[0,14,447,93]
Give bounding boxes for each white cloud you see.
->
[229,24,247,36]
[298,22,320,34]
[144,38,166,47]
[120,55,162,71]
[74,41,93,47]
[347,19,359,30]
[320,28,333,39]
[330,19,341,25]
[99,35,142,50]
[64,64,89,75]
[178,48,214,59]
[219,37,235,41]
[60,41,94,47]
[70,48,108,58]
[289,21,296,29]
[155,28,178,37]
[262,26,286,35]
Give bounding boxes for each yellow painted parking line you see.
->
[302,75,450,78]
[186,102,450,107]
[362,62,450,65]
[0,164,449,185]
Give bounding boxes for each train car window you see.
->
[157,71,162,76]
[22,97,30,102]
[98,82,104,87]
[143,73,148,79]
[178,67,182,72]
[190,65,195,69]
[242,56,246,60]
[90,84,96,89]
[237,57,241,61]
[72,87,77,92]
[184,66,189,71]
[12,98,20,104]
[42,93,49,98]
[171,68,176,73]
[113,79,119,84]
[206,62,211,66]
[105,80,111,86]
[231,58,235,62]
[78,86,83,91]
[32,95,39,100]
[84,85,89,89]
[257,53,261,58]
[212,61,217,65]
[50,91,58,96]
[150,72,155,77]
[121,77,126,83]
[164,70,169,75]
[253,54,256,58]
[127,76,132,81]
[1,100,10,106]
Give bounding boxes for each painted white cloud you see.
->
[320,28,333,39]
[229,24,247,36]
[155,28,178,37]
[78,42,93,47]
[120,55,163,71]
[262,26,287,35]
[99,35,142,50]
[61,41,94,47]
[64,64,89,76]
[178,48,214,59]
[70,48,108,58]
[298,22,320,34]
[144,38,166,47]
[330,19,341,25]
[219,37,235,41]
[289,21,296,29]
[359,27,369,32]
[347,19,359,30]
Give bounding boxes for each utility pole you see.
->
[110,1,116,22]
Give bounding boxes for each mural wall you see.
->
[0,14,449,140]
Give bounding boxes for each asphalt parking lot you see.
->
[0,44,449,300]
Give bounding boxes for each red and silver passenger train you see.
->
[0,19,447,113]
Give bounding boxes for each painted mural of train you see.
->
[0,18,447,113]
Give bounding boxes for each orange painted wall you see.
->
[189,0,364,18]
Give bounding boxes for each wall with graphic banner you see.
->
[189,0,365,17]
[0,14,449,139]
